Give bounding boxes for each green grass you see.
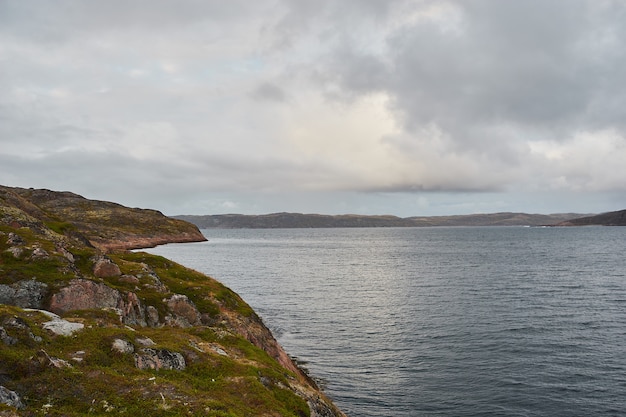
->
[0,305,310,417]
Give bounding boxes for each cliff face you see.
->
[0,185,345,417]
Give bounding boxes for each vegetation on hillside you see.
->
[0,185,344,417]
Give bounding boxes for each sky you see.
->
[1,0,626,217]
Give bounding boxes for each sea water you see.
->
[145,226,626,416]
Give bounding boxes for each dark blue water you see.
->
[145,227,626,416]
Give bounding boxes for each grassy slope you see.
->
[0,186,342,417]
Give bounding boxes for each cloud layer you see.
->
[1,0,625,215]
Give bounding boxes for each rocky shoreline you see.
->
[0,185,346,417]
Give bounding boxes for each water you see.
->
[145,226,626,416]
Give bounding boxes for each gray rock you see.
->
[134,348,186,371]
[13,279,48,309]
[42,316,84,336]
[0,327,17,346]
[30,247,49,259]
[0,385,24,409]
[146,305,160,327]
[135,336,156,347]
[5,246,23,258]
[0,279,48,309]
[112,339,135,354]
[32,349,73,369]
[6,232,25,246]
[164,294,201,328]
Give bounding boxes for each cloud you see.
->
[1,0,625,215]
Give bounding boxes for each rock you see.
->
[56,245,75,263]
[135,336,156,347]
[146,306,160,327]
[134,348,186,371]
[164,294,200,328]
[112,339,134,354]
[42,315,84,337]
[5,246,23,258]
[0,385,24,409]
[119,275,140,285]
[0,279,48,309]
[120,292,147,327]
[0,327,17,346]
[49,279,155,327]
[13,279,48,309]
[30,247,49,259]
[49,279,123,314]
[32,350,73,369]
[6,232,24,246]
[92,256,122,278]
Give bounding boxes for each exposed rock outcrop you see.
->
[0,185,347,417]
[0,385,24,409]
[0,279,48,309]
[134,348,186,371]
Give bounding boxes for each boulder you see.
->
[5,246,23,258]
[0,327,17,346]
[6,232,24,246]
[0,385,24,409]
[30,247,49,259]
[0,279,48,309]
[49,279,122,314]
[92,256,122,278]
[112,339,134,354]
[164,294,201,328]
[42,317,84,337]
[134,348,186,371]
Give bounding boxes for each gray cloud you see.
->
[1,0,625,215]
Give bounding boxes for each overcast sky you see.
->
[1,0,625,216]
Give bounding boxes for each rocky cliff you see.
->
[0,185,345,417]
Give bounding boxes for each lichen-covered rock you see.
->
[112,339,134,354]
[0,327,17,346]
[0,279,48,309]
[0,385,24,409]
[6,232,24,246]
[164,294,201,327]
[30,247,49,259]
[134,348,186,371]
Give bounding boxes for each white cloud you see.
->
[1,0,626,215]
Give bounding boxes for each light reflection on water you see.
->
[146,226,626,416]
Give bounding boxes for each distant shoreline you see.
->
[174,212,589,229]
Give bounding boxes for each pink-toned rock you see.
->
[49,279,122,314]
[93,257,121,278]
[164,294,200,327]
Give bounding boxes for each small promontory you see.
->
[555,209,626,226]
[0,185,345,416]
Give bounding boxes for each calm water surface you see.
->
[145,227,626,416]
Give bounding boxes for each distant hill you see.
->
[556,209,626,226]
[175,212,586,229]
